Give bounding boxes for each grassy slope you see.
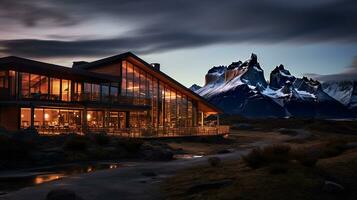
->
[163,120,357,200]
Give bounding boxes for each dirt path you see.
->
[2,131,292,200]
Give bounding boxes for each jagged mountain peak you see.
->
[207,65,227,74]
[189,84,202,92]
[250,53,258,65]
[192,53,355,118]
[227,61,242,70]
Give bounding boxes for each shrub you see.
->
[293,151,318,167]
[64,136,88,152]
[92,133,110,146]
[116,138,143,153]
[208,157,221,167]
[0,135,33,161]
[243,144,291,169]
[262,144,291,163]
[243,148,265,169]
[322,140,347,158]
[268,163,289,174]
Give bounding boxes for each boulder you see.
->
[46,189,83,200]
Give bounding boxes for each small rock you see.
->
[323,181,344,194]
[46,189,83,200]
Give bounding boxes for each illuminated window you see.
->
[61,79,71,101]
[121,61,127,96]
[20,108,31,128]
[50,78,60,100]
[0,71,8,88]
[30,74,41,94]
[21,72,30,98]
[91,84,100,101]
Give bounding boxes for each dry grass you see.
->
[163,143,357,200]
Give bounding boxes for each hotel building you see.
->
[0,52,228,137]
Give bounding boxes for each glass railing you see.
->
[90,126,230,138]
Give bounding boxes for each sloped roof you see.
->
[0,56,119,83]
[78,52,222,113]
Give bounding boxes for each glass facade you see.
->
[121,60,197,129]
[1,59,202,133]
[21,108,82,131]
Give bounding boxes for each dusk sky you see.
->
[0,0,356,87]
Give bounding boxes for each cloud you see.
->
[0,0,78,27]
[307,56,357,82]
[0,0,356,58]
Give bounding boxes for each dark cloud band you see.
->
[0,0,356,58]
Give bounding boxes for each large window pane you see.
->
[110,82,119,102]
[44,109,59,127]
[170,89,177,128]
[30,74,41,95]
[9,70,16,98]
[40,76,49,99]
[121,61,127,96]
[61,79,71,101]
[0,71,8,88]
[102,84,110,102]
[50,78,60,100]
[83,83,91,101]
[20,108,31,128]
[87,110,104,128]
[91,84,100,101]
[34,108,44,128]
[73,82,82,101]
[133,66,140,99]
[126,62,133,96]
[139,69,147,99]
[21,72,30,98]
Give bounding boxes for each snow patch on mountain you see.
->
[192,53,354,118]
[321,81,354,106]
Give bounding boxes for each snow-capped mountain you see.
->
[191,53,355,118]
[321,81,357,108]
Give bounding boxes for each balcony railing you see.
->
[89,126,230,138]
[36,126,230,138]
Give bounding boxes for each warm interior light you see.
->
[21,114,24,118]
[87,114,91,120]
[44,113,49,119]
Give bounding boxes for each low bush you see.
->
[92,133,110,146]
[268,163,289,174]
[208,157,221,167]
[322,140,347,158]
[292,149,319,167]
[242,148,265,169]
[116,138,143,153]
[243,144,291,169]
[63,136,88,152]
[0,135,34,161]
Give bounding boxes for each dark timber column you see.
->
[82,107,88,134]
[30,105,35,130]
[125,111,130,128]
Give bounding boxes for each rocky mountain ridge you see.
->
[191,54,356,118]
